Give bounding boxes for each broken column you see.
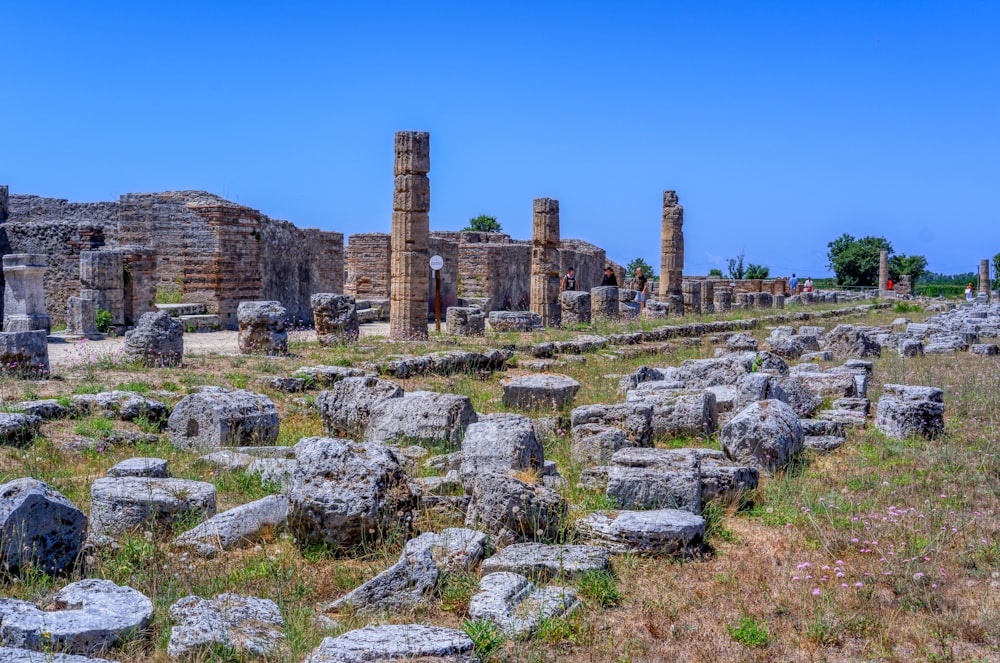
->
[390,131,430,340]
[80,250,125,328]
[701,280,715,314]
[65,297,99,337]
[659,191,684,315]
[0,185,8,222]
[2,254,51,334]
[713,289,732,313]
[681,280,702,316]
[979,259,991,302]
[878,250,889,293]
[530,198,561,327]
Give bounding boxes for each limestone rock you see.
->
[777,378,823,417]
[107,457,168,478]
[487,311,541,332]
[570,424,631,466]
[167,593,284,658]
[365,391,476,449]
[311,293,360,345]
[0,478,87,575]
[0,647,120,662]
[459,415,543,489]
[0,330,50,377]
[0,579,153,655]
[446,306,486,336]
[89,477,216,538]
[606,448,701,513]
[720,399,804,473]
[898,338,925,357]
[570,402,654,446]
[303,625,478,663]
[501,374,580,411]
[287,437,416,551]
[590,286,619,320]
[698,451,760,504]
[465,472,567,548]
[626,386,718,438]
[121,311,183,367]
[71,391,168,424]
[480,543,611,580]
[468,572,579,639]
[0,413,41,446]
[294,365,367,387]
[824,324,881,358]
[167,388,279,451]
[575,508,706,555]
[875,384,945,440]
[173,495,289,558]
[317,376,403,438]
[237,301,287,355]
[559,291,591,325]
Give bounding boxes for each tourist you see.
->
[560,267,576,292]
[966,283,974,301]
[804,277,814,293]
[788,273,798,294]
[634,267,648,312]
[601,266,618,287]
[888,278,893,290]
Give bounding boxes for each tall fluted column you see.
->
[979,259,991,302]
[659,190,684,315]
[878,250,889,292]
[389,131,431,339]
[530,198,561,326]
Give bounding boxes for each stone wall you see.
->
[260,220,343,325]
[558,239,606,292]
[345,233,392,298]
[428,236,459,314]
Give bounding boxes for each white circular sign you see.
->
[429,255,444,271]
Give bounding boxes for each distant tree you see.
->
[626,257,655,278]
[708,268,723,277]
[826,234,894,286]
[727,251,746,280]
[889,254,928,284]
[745,263,770,279]
[993,252,1000,290]
[463,215,502,233]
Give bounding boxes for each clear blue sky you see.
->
[3,1,998,277]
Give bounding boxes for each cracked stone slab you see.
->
[303,624,479,662]
[468,572,580,639]
[173,495,288,558]
[575,508,706,555]
[480,543,611,581]
[167,593,284,658]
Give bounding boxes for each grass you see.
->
[4,302,998,661]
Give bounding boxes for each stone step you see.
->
[156,303,207,317]
[178,315,220,332]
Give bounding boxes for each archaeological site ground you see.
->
[0,133,995,663]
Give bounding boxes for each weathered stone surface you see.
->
[0,478,86,575]
[898,338,924,357]
[71,391,168,423]
[446,306,486,336]
[311,293,360,345]
[570,424,631,466]
[237,301,288,355]
[2,254,50,334]
[625,386,718,438]
[720,399,804,473]
[167,593,284,658]
[294,365,367,387]
[317,376,403,438]
[698,451,760,504]
[501,374,580,411]
[725,333,758,352]
[0,579,153,655]
[789,371,857,399]
[303,625,477,663]
[365,391,477,449]
[560,290,591,325]
[465,473,567,548]
[0,330,49,377]
[480,543,611,580]
[107,457,168,478]
[778,378,823,417]
[875,384,945,440]
[459,415,543,489]
[468,572,579,639]
[606,448,701,512]
[801,350,834,362]
[287,437,416,551]
[0,413,41,446]
[971,343,999,356]
[0,647,120,662]
[121,311,184,367]
[486,310,541,332]
[824,324,881,358]
[734,373,788,411]
[168,388,279,451]
[590,286,619,320]
[570,402,654,446]
[89,477,216,538]
[326,528,487,614]
[576,508,705,555]
[804,435,847,451]
[173,495,289,558]
[65,297,100,337]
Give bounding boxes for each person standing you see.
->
[788,273,798,295]
[804,277,814,293]
[560,267,576,292]
[634,267,648,312]
[601,266,618,287]
[966,283,974,301]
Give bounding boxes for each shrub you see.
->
[95,309,113,334]
[728,614,772,647]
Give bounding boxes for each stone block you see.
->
[311,293,359,344]
[392,175,431,212]
[446,306,486,335]
[468,572,579,639]
[394,131,431,175]
[173,495,289,558]
[237,301,288,355]
[590,286,619,320]
[167,593,284,658]
[576,508,705,555]
[121,311,184,366]
[168,388,280,450]
[501,374,580,411]
[390,211,431,247]
[90,476,216,538]
[0,478,87,575]
[304,625,475,663]
[0,330,49,377]
[2,254,50,334]
[65,297,99,336]
[875,384,945,440]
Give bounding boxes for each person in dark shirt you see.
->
[634,267,648,312]
[601,266,618,287]
[560,267,576,292]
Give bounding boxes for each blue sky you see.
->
[3,1,998,277]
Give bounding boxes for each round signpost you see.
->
[430,255,444,331]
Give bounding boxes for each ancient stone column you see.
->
[659,191,684,315]
[0,185,8,222]
[681,280,701,315]
[66,297,99,337]
[80,250,125,328]
[701,280,715,314]
[878,250,889,292]
[979,259,991,301]
[530,198,561,326]
[2,254,51,334]
[389,131,430,339]
[713,289,732,313]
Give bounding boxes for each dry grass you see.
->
[0,302,997,662]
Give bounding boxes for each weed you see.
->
[463,618,506,660]
[727,614,772,647]
[576,569,621,607]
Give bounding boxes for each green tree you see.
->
[626,257,655,278]
[727,251,746,280]
[463,215,502,233]
[993,252,1000,290]
[708,268,723,277]
[826,234,894,286]
[889,254,928,283]
[745,263,770,279]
